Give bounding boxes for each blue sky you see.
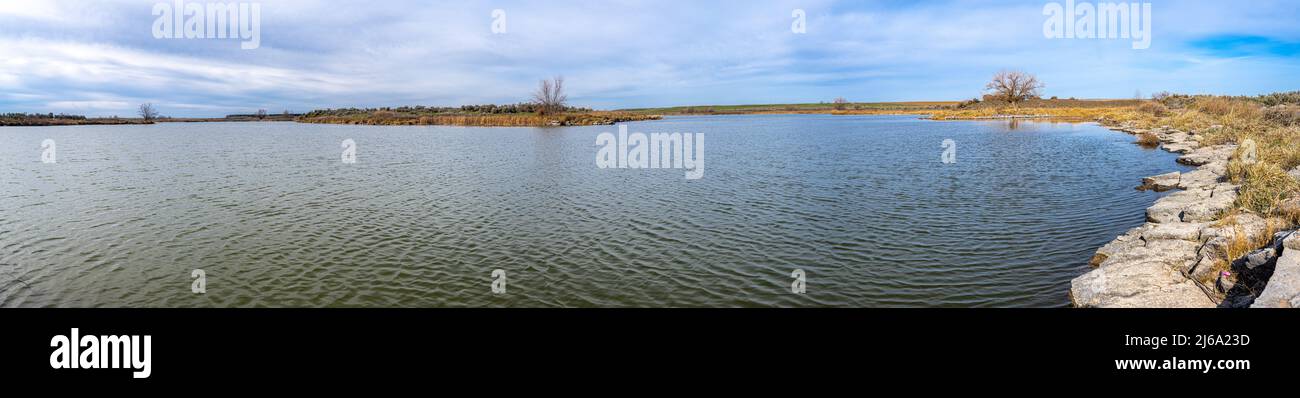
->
[1,0,1298,117]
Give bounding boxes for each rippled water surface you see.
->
[0,115,1187,307]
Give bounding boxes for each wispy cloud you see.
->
[1,0,1298,117]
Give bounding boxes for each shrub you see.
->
[1136,131,1160,147]
[1137,101,1169,116]
[1194,97,1262,120]
[1263,105,1300,126]
[1256,91,1300,106]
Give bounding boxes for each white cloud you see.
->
[0,0,1297,115]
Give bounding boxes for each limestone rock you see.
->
[1089,226,1150,267]
[1140,222,1206,242]
[1140,172,1181,192]
[1178,169,1221,189]
[1071,256,1214,308]
[1178,145,1236,166]
[1181,185,1237,222]
[1199,213,1268,246]
[1146,188,1210,223]
[1163,142,1198,154]
[1250,233,1300,308]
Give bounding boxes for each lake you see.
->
[0,115,1187,307]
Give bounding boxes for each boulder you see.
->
[1071,255,1214,308]
[1250,233,1300,308]
[1160,131,1189,143]
[1089,226,1150,267]
[1146,188,1211,223]
[1289,167,1300,181]
[1181,185,1237,222]
[1178,145,1236,166]
[1093,238,1201,272]
[1140,172,1181,191]
[1140,222,1206,242]
[1163,142,1199,154]
[1177,169,1221,190]
[1201,160,1228,176]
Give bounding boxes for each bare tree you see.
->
[138,103,159,121]
[255,109,268,120]
[532,76,568,115]
[833,97,848,110]
[984,71,1044,106]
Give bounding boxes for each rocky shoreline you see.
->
[1070,124,1300,308]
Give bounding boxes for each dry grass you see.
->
[1193,97,1263,120]
[1092,94,1300,221]
[1228,161,1300,215]
[1137,101,1169,117]
[923,106,1130,121]
[299,111,660,127]
[1205,216,1287,285]
[1135,131,1160,147]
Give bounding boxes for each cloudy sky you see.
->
[2,0,1298,117]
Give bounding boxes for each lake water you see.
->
[0,115,1187,307]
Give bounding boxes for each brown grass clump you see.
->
[1136,101,1169,117]
[1193,97,1262,120]
[299,111,660,127]
[1228,160,1300,215]
[1135,131,1160,147]
[1263,105,1300,126]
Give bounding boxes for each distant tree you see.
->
[532,76,568,115]
[984,71,1044,106]
[256,109,268,120]
[833,97,848,110]
[138,103,159,121]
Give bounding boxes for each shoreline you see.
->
[1071,122,1300,308]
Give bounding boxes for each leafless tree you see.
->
[532,76,568,115]
[138,103,159,121]
[984,71,1044,106]
[255,109,268,120]
[833,97,848,110]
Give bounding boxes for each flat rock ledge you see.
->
[1071,124,1299,308]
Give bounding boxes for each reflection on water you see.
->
[0,115,1188,307]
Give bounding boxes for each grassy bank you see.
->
[1,113,153,126]
[298,105,660,127]
[620,101,957,115]
[1126,94,1300,223]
